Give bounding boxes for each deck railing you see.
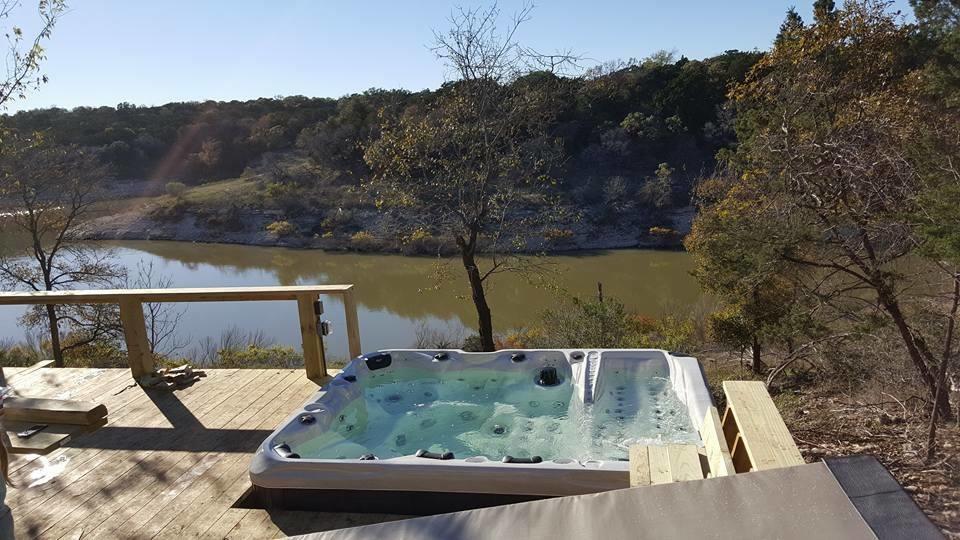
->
[0,285,361,381]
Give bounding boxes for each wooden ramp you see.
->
[3,366,405,539]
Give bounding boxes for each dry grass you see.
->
[787,388,960,538]
[701,351,960,538]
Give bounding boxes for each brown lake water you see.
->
[0,241,703,361]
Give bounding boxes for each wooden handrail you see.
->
[0,285,362,382]
[0,285,354,304]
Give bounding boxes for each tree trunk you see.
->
[878,292,950,418]
[458,238,495,352]
[750,335,765,374]
[926,275,960,460]
[46,304,64,368]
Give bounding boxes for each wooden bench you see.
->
[721,381,804,472]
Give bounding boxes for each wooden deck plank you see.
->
[634,444,702,486]
[9,374,217,514]
[11,369,252,535]
[3,367,408,539]
[78,370,304,539]
[9,368,169,475]
[628,445,651,487]
[8,371,142,475]
[18,369,254,537]
[130,374,316,538]
[9,369,234,498]
[722,381,804,472]
[40,370,281,539]
[156,376,319,538]
[666,445,702,482]
[648,445,673,485]
[4,360,54,381]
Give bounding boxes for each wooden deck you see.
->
[3,367,405,539]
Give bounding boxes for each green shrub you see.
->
[266,220,297,237]
[539,296,631,348]
[350,230,378,251]
[165,181,187,198]
[205,204,244,231]
[321,209,355,231]
[62,339,128,368]
[401,227,441,255]
[648,226,678,236]
[628,314,695,351]
[265,182,306,215]
[213,344,303,368]
[150,198,189,222]
[543,228,575,244]
[0,343,40,367]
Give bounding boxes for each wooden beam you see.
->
[296,294,326,380]
[5,417,107,455]
[629,445,651,487]
[341,286,362,359]
[0,284,354,305]
[4,397,107,426]
[700,406,736,477]
[118,299,153,378]
[722,381,804,472]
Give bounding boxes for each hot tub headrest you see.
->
[502,455,543,464]
[273,443,300,459]
[364,352,392,371]
[415,449,455,460]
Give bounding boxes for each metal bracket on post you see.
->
[313,300,332,337]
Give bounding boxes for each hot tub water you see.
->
[294,360,698,462]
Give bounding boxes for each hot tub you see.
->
[249,349,712,510]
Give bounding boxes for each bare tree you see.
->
[128,260,187,357]
[0,136,124,367]
[365,3,578,350]
[0,0,66,109]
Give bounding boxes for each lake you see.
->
[0,241,703,361]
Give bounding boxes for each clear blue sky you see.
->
[9,0,914,112]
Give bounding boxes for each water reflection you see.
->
[0,240,703,361]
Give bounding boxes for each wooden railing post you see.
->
[118,298,153,379]
[296,294,326,380]
[341,287,362,359]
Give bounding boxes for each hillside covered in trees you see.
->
[1,49,761,251]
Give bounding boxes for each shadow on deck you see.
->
[3,366,404,539]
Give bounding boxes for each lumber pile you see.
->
[2,396,108,455]
[138,364,204,389]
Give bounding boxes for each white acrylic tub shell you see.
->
[249,349,713,497]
